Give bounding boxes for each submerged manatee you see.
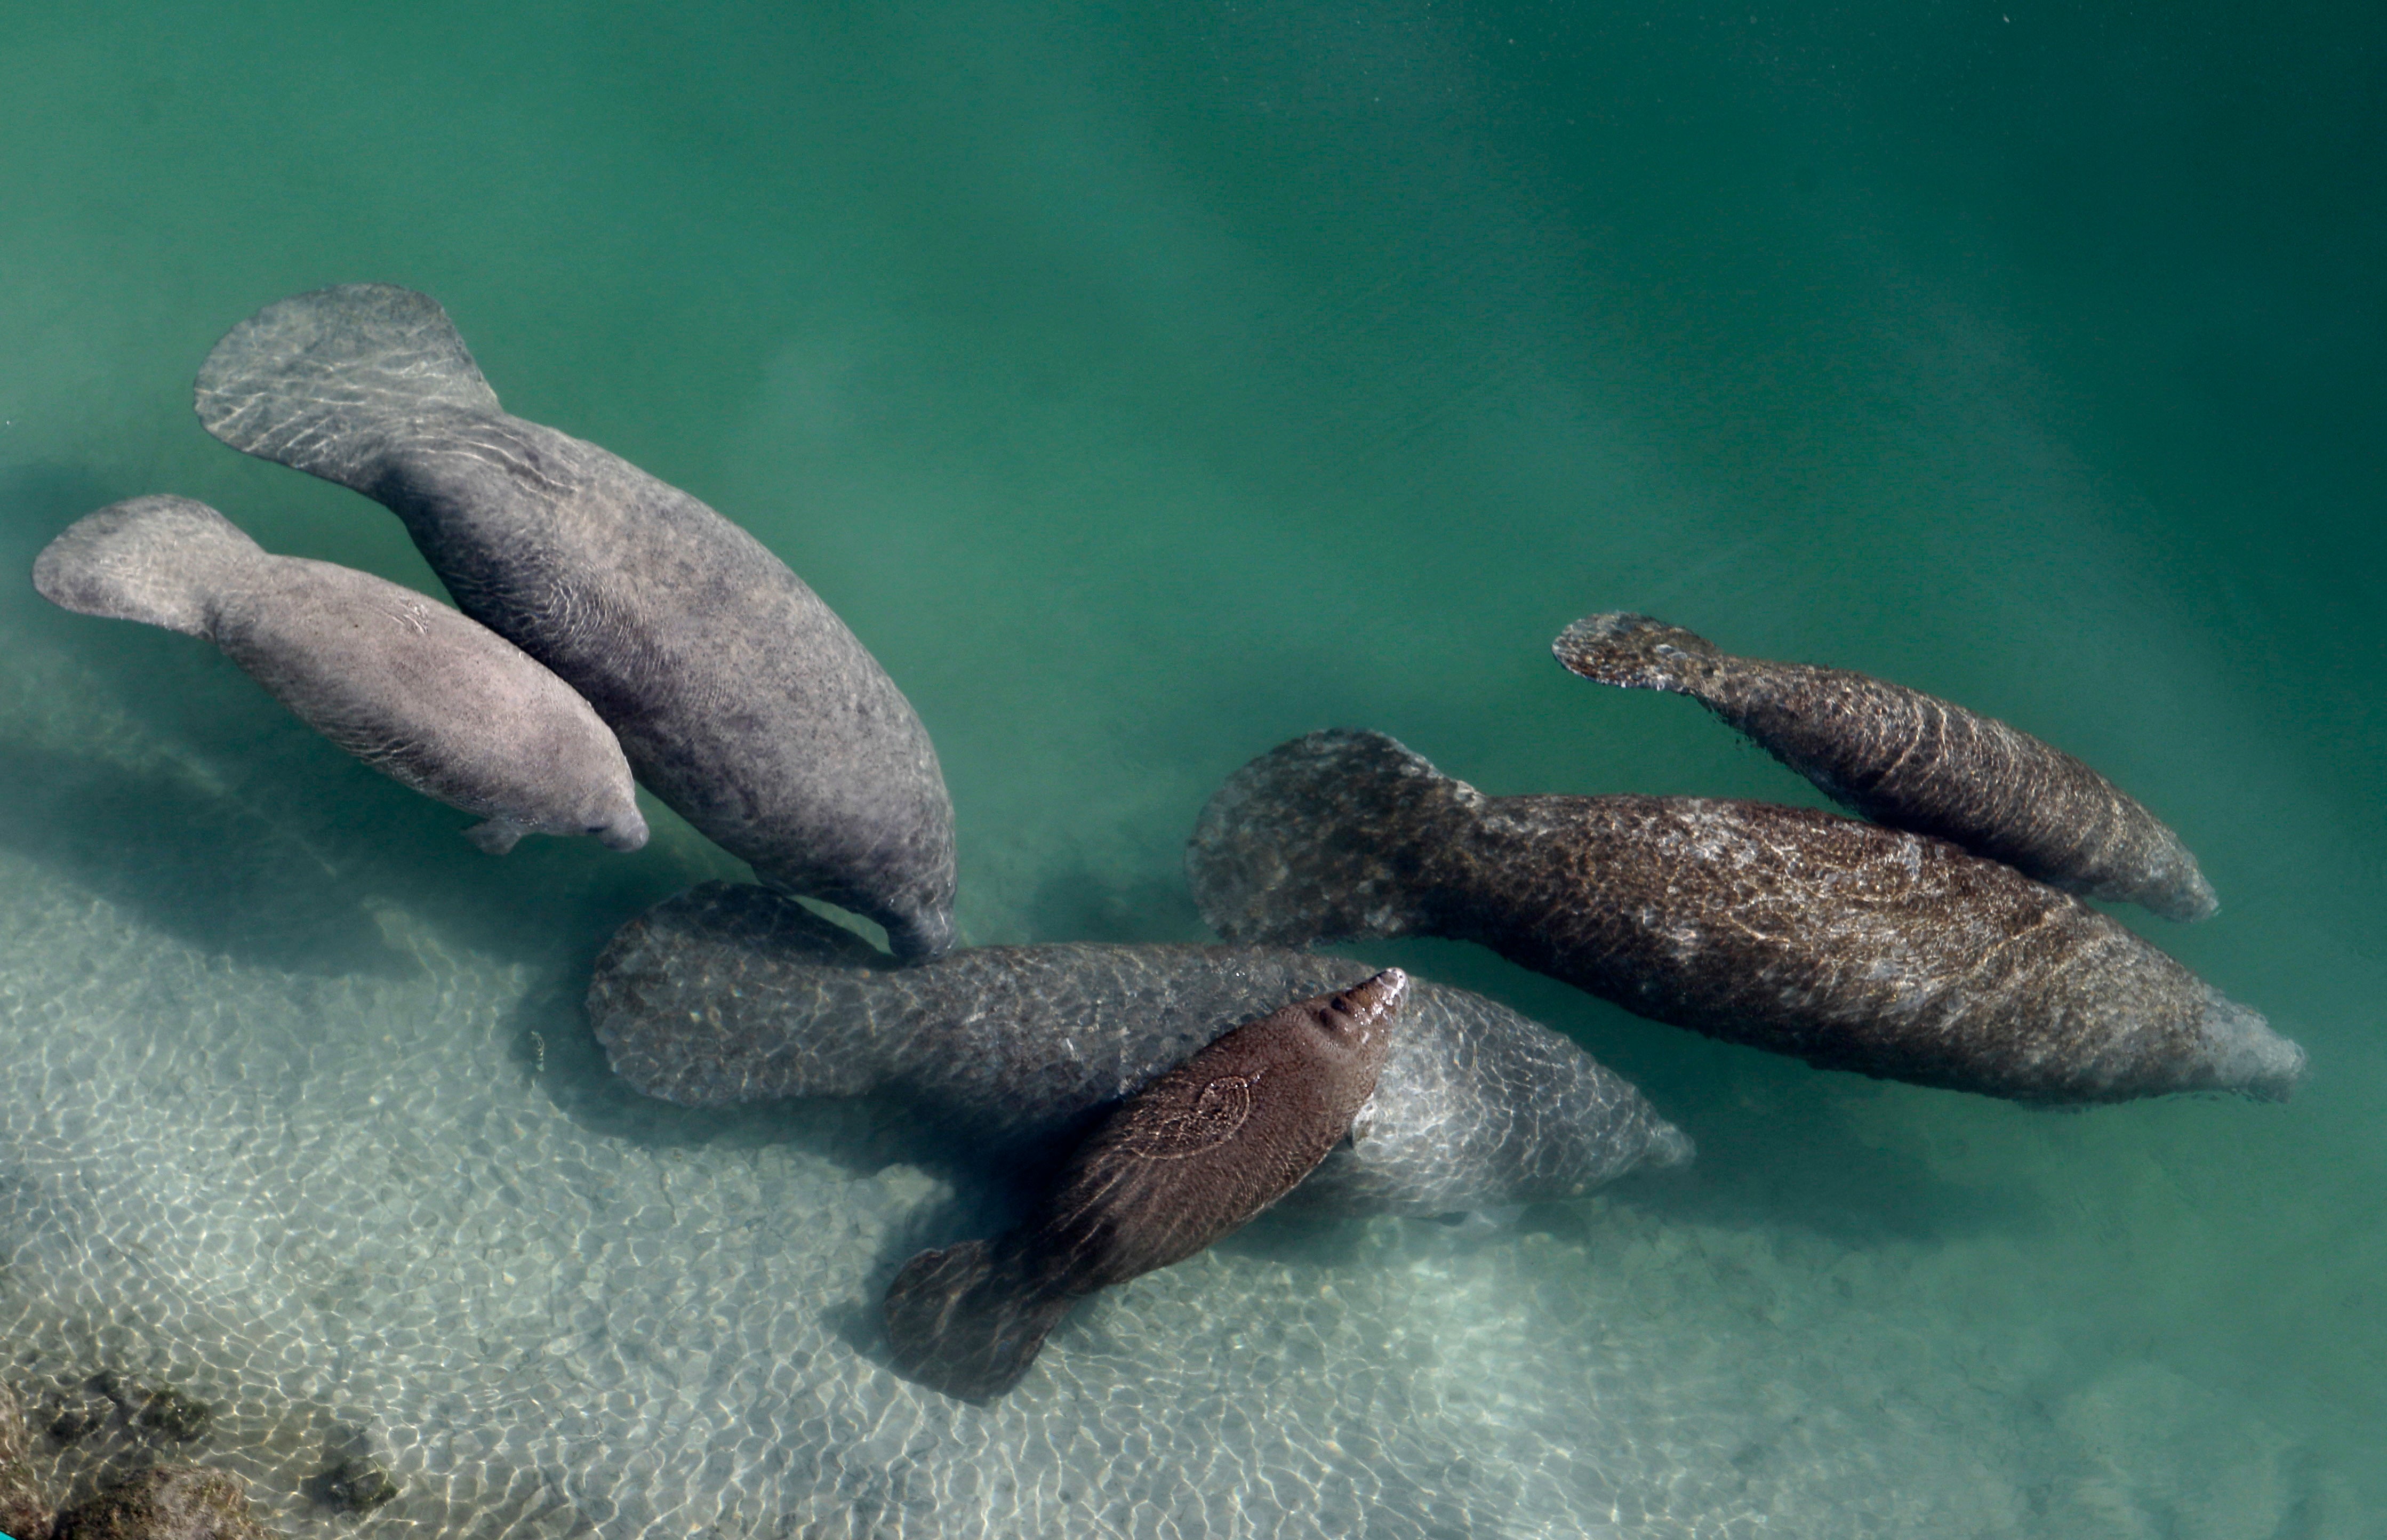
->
[33,496,645,854]
[883,970,1405,1400]
[1554,612,2217,921]
[1186,730,2303,1104]
[195,285,955,956]
[587,881,1692,1218]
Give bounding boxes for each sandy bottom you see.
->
[0,647,2360,1540]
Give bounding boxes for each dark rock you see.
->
[42,1383,113,1446]
[1,1383,57,1540]
[78,1375,211,1446]
[51,1467,277,1540]
[132,1391,211,1446]
[315,1458,395,1515]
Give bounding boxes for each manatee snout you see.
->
[1323,968,1408,1048]
[883,902,958,962]
[591,807,652,852]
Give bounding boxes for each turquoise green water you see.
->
[3,2,2382,1535]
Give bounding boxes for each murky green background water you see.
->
[3,2,2382,1534]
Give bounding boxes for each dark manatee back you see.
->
[587,882,1692,1217]
[195,285,956,955]
[1188,730,2303,1105]
[882,970,1406,1400]
[1555,611,2218,922]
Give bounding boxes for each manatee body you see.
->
[33,496,645,854]
[587,881,1692,1218]
[883,970,1406,1400]
[194,285,955,956]
[1186,730,2303,1105]
[1554,612,2217,922]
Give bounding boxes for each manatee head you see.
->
[582,803,651,852]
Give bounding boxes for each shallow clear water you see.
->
[2,2,2382,1535]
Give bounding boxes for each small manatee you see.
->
[34,496,645,854]
[1555,612,2216,921]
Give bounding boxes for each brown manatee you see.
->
[881,970,1405,1400]
[1554,612,2217,921]
[194,285,955,956]
[1186,730,2303,1105]
[33,496,645,854]
[587,881,1692,1220]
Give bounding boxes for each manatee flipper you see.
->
[194,285,501,481]
[30,495,263,639]
[1187,728,1478,947]
[1551,612,1724,692]
[465,818,526,855]
[882,1239,1077,1401]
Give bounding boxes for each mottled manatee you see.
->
[1186,729,2301,1104]
[1555,612,2216,921]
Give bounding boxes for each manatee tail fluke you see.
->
[1552,612,1723,692]
[194,284,501,481]
[585,882,893,1107]
[883,1238,1078,1401]
[2196,988,2305,1102]
[33,496,265,639]
[1186,729,1476,947]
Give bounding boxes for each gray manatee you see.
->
[587,881,1693,1218]
[34,496,645,854]
[1555,612,2217,921]
[194,284,955,957]
[1186,729,2304,1105]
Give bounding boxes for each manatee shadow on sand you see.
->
[0,739,414,977]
